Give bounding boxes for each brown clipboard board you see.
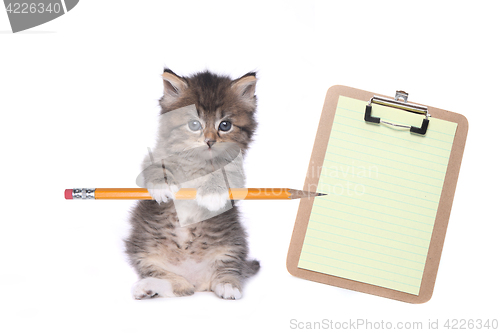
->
[286,85,468,303]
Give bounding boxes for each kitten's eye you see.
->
[219,121,232,132]
[188,120,202,131]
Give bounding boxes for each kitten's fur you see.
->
[125,69,259,300]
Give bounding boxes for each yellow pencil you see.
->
[64,188,326,200]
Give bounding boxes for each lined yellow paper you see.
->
[298,96,457,295]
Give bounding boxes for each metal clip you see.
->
[364,91,430,135]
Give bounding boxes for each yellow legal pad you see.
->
[287,86,468,303]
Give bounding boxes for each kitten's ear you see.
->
[162,69,188,104]
[231,72,257,107]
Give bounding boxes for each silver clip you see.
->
[368,92,429,118]
[365,91,431,135]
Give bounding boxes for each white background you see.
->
[1,1,499,332]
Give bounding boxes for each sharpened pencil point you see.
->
[317,193,327,196]
[288,189,327,199]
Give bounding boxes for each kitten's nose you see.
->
[204,137,216,148]
[204,130,217,148]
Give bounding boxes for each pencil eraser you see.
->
[64,189,73,200]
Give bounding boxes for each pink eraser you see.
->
[64,189,73,200]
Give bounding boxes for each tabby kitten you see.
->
[125,69,260,300]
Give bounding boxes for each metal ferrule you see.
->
[72,188,96,199]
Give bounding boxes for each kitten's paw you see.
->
[213,283,242,300]
[147,182,179,204]
[196,192,229,211]
[132,277,174,299]
[171,278,196,297]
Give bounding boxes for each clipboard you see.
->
[287,85,468,303]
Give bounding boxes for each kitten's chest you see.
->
[173,226,196,248]
[156,204,220,264]
[164,222,209,255]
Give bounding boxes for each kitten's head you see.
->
[157,69,258,159]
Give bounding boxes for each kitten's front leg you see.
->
[196,167,244,212]
[196,186,230,212]
[195,170,230,211]
[140,161,179,203]
[147,181,179,204]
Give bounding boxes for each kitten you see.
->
[125,69,260,300]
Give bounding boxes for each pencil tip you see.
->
[290,189,328,199]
